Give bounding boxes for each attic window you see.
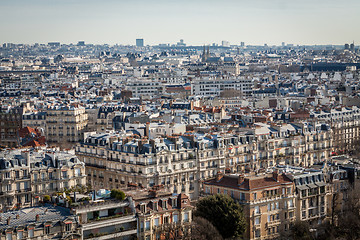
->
[140,204,146,213]
[153,201,158,211]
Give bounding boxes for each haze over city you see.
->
[1,0,359,45]
[1,1,360,240]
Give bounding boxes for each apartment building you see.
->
[76,133,200,199]
[76,131,234,199]
[191,76,253,97]
[204,172,296,240]
[126,79,164,98]
[312,106,360,153]
[0,105,23,148]
[0,205,80,240]
[0,148,86,212]
[253,122,333,169]
[74,198,137,240]
[46,105,88,147]
[287,171,328,227]
[131,189,193,240]
[22,111,47,131]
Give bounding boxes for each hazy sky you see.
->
[1,0,359,46]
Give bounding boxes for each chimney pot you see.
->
[215,172,223,182]
[238,175,244,185]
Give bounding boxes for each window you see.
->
[65,223,71,231]
[154,218,160,226]
[75,168,81,177]
[240,192,245,200]
[45,225,50,234]
[62,171,68,179]
[17,231,23,239]
[28,229,34,238]
[6,233,11,240]
[173,214,179,223]
[184,213,189,222]
[255,206,260,214]
[145,221,150,230]
[255,217,260,225]
[25,194,30,203]
[288,199,294,208]
[253,193,257,200]
[255,229,261,238]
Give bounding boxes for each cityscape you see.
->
[1,1,360,240]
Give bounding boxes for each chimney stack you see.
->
[36,214,40,222]
[238,174,244,185]
[7,217,11,225]
[149,189,158,198]
[215,172,224,182]
[273,170,279,182]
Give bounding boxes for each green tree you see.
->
[110,189,126,200]
[289,221,313,240]
[195,194,246,239]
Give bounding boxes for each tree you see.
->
[194,194,246,239]
[288,221,314,240]
[333,188,360,240]
[160,217,222,240]
[190,217,223,240]
[110,189,125,200]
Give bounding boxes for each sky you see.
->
[0,0,359,46]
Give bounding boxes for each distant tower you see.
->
[136,39,144,47]
[202,45,208,62]
[206,46,210,59]
[350,41,355,51]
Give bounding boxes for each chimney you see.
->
[238,175,244,185]
[7,217,10,225]
[145,122,150,137]
[36,214,40,222]
[215,172,224,182]
[273,170,279,182]
[16,214,20,219]
[149,189,157,198]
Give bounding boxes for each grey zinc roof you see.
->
[0,205,73,230]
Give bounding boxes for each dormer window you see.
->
[172,198,177,208]
[153,201,158,211]
[140,204,146,213]
[163,200,168,209]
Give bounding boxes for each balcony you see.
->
[84,228,137,240]
[86,163,106,169]
[266,220,281,228]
